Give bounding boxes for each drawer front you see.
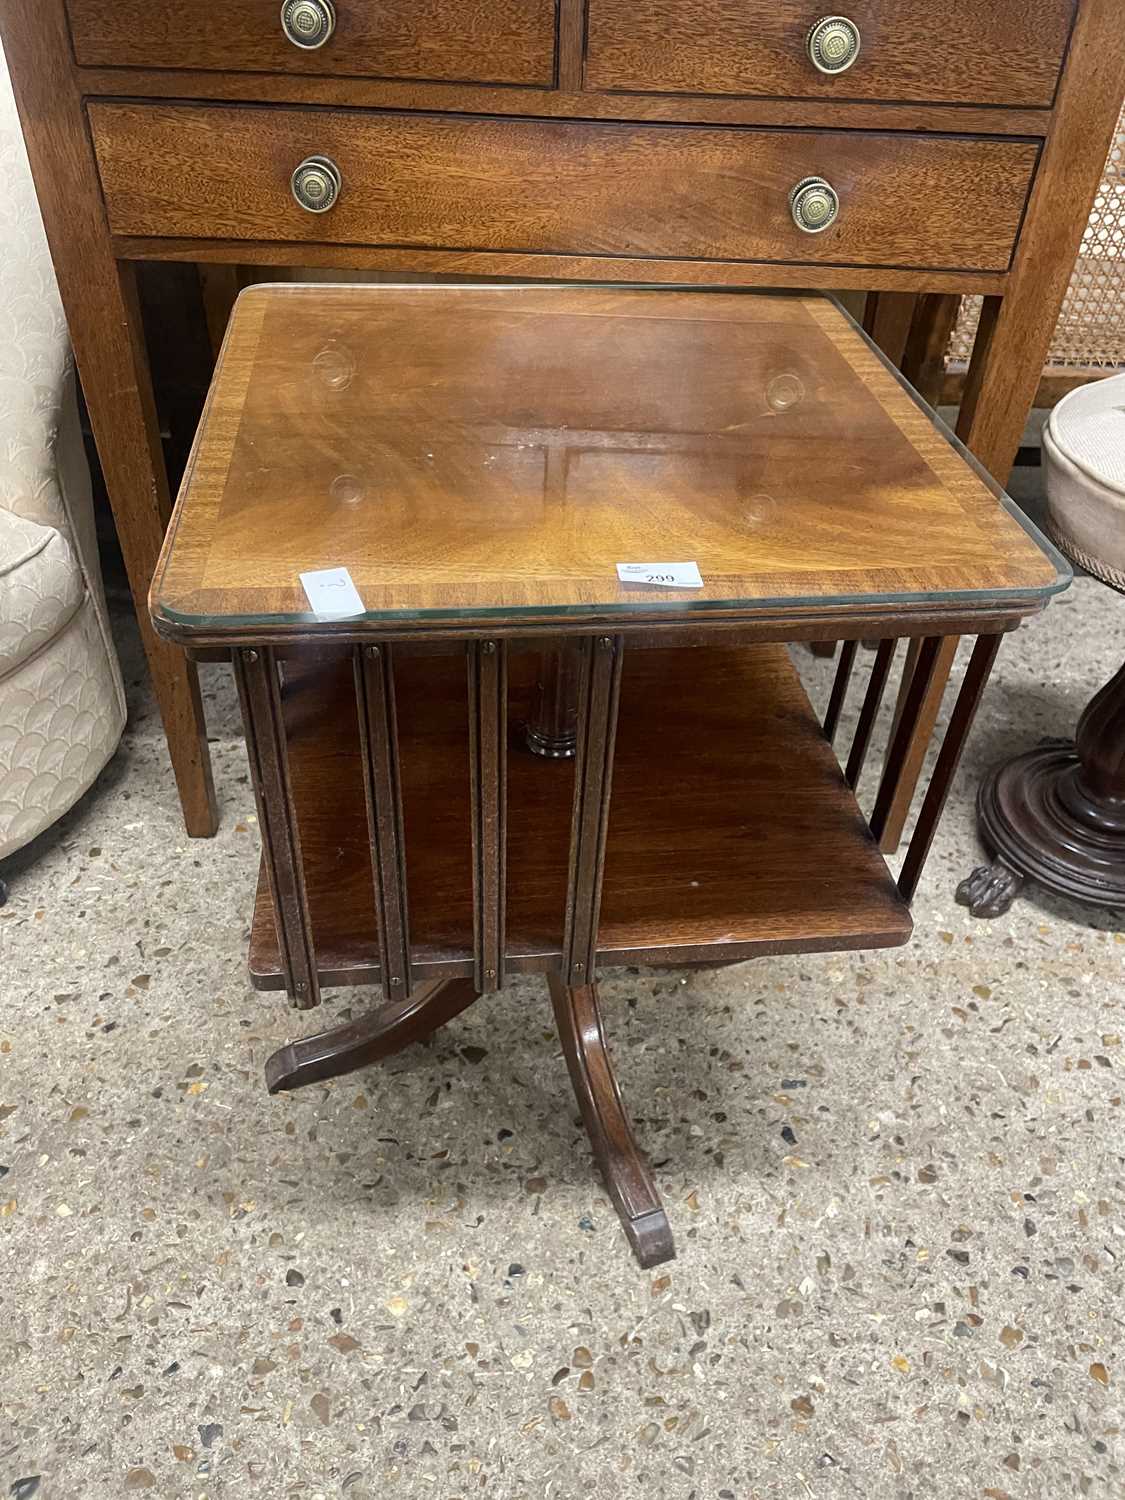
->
[585,0,1076,107]
[67,0,555,87]
[90,103,1037,273]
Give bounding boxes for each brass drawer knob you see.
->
[806,15,862,74]
[281,0,336,50]
[291,154,342,213]
[789,175,839,233]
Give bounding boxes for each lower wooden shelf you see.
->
[249,642,911,990]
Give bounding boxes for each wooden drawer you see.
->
[66,0,555,87]
[90,103,1038,273]
[585,0,1077,108]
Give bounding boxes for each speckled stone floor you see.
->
[2,566,1123,1499]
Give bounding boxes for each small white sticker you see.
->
[616,561,703,589]
[300,566,365,617]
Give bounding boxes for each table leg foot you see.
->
[624,1208,677,1270]
[548,972,675,1269]
[266,977,480,1093]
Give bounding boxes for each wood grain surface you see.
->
[67,0,555,86]
[74,67,1054,138]
[248,642,912,988]
[585,0,1077,107]
[115,237,1009,297]
[865,291,917,367]
[89,102,1037,272]
[902,293,962,407]
[150,286,1062,637]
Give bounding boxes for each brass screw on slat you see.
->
[598,637,612,650]
[245,649,259,663]
[483,641,496,655]
[367,645,381,660]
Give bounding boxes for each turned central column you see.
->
[524,640,582,758]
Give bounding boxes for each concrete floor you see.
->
[2,546,1124,1497]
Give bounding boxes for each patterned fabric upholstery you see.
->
[0,41,126,861]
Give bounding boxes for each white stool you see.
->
[1044,372,1125,589]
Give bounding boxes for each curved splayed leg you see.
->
[266,977,481,1093]
[548,972,675,1269]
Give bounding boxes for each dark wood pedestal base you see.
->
[266,971,676,1269]
[958,659,1125,916]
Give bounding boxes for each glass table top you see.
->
[151,285,1068,636]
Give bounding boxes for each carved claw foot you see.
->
[955,861,1025,918]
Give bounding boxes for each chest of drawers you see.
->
[0,0,1120,840]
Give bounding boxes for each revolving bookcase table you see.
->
[151,285,1067,1266]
